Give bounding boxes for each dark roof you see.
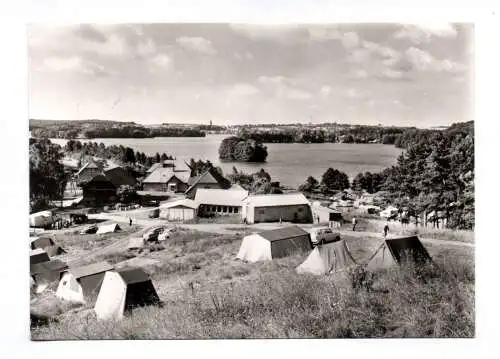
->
[385,236,433,265]
[185,168,231,194]
[70,261,114,279]
[104,167,137,187]
[30,259,68,275]
[258,225,310,242]
[81,174,117,189]
[117,268,151,285]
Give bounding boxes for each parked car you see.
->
[80,225,98,235]
[142,226,165,242]
[309,227,341,246]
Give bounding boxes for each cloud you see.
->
[362,41,400,59]
[258,75,311,100]
[73,24,108,43]
[258,75,294,86]
[229,83,260,97]
[307,26,341,41]
[285,88,313,100]
[404,47,466,73]
[229,24,302,44]
[137,38,157,57]
[176,36,217,55]
[320,85,332,96]
[42,56,112,77]
[341,32,360,49]
[150,54,172,68]
[234,51,254,60]
[393,23,458,44]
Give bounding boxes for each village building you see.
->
[195,188,249,217]
[81,174,117,206]
[184,168,231,199]
[242,192,313,224]
[142,160,190,193]
[74,160,103,185]
[103,166,137,188]
[159,198,197,222]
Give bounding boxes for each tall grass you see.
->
[31,255,474,339]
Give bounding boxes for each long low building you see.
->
[195,188,249,217]
[242,192,313,224]
[159,198,197,222]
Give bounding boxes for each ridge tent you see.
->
[236,225,312,262]
[30,236,55,250]
[29,210,55,228]
[365,236,433,272]
[56,261,114,304]
[296,239,357,275]
[94,268,160,320]
[44,245,67,257]
[30,259,68,286]
[30,248,50,265]
[96,223,121,235]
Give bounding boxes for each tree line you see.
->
[299,121,474,229]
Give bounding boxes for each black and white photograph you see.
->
[26,21,475,340]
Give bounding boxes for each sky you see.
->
[27,23,473,127]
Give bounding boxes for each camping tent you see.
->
[44,245,66,257]
[296,240,357,275]
[56,261,114,304]
[94,268,160,320]
[30,248,50,265]
[365,236,433,272]
[30,236,55,250]
[30,259,68,285]
[236,226,312,262]
[96,223,121,235]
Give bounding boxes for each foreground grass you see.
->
[32,254,474,339]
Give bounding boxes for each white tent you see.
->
[127,237,145,251]
[236,234,272,262]
[56,261,113,304]
[94,268,160,320]
[96,223,121,235]
[296,240,357,275]
[236,226,312,262]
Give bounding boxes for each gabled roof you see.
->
[243,192,310,207]
[104,166,136,187]
[75,161,101,176]
[143,167,190,184]
[160,198,197,210]
[194,188,249,207]
[258,226,310,242]
[185,168,231,194]
[117,268,151,284]
[70,261,114,279]
[146,163,162,173]
[81,174,117,189]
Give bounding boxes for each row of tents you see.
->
[30,231,160,321]
[236,226,433,275]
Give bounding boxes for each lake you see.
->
[50,134,402,188]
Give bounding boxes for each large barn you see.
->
[242,193,313,224]
[142,160,190,193]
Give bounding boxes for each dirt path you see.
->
[88,213,474,249]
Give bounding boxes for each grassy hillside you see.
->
[31,225,474,339]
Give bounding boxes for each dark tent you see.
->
[44,245,66,257]
[366,236,433,271]
[30,259,68,284]
[259,226,312,258]
[30,236,55,250]
[30,249,50,265]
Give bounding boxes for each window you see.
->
[223,206,228,213]
[298,207,303,212]
[234,207,239,214]
[217,206,221,212]
[228,207,233,213]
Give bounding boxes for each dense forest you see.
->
[29,119,206,139]
[238,125,409,145]
[219,136,268,162]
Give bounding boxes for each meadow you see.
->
[31,222,475,339]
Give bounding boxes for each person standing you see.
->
[384,222,390,238]
[129,217,132,227]
[352,217,357,231]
